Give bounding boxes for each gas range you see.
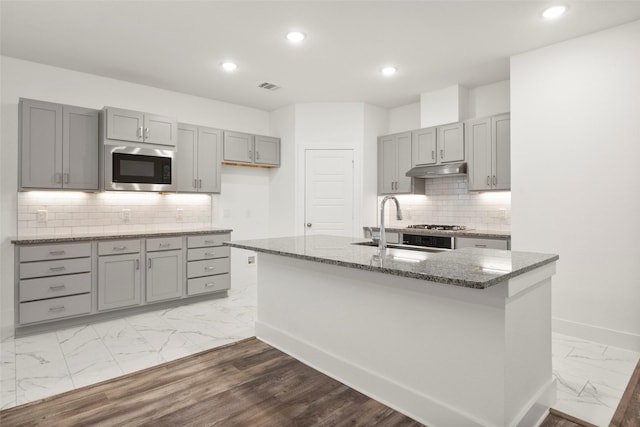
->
[406,224,468,231]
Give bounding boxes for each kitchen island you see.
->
[226,235,559,427]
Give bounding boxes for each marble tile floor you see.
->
[1,285,638,427]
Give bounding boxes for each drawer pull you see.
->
[49,305,66,313]
[49,266,66,272]
[113,246,127,251]
[204,283,216,287]
[204,252,216,256]
[49,250,66,256]
[204,266,215,271]
[204,240,216,244]
[159,243,171,248]
[475,244,487,248]
[49,285,66,291]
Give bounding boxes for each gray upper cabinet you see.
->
[223,131,281,167]
[105,107,177,147]
[19,98,98,191]
[254,135,280,166]
[177,124,222,193]
[223,131,253,164]
[466,113,510,191]
[437,122,465,163]
[378,132,424,195]
[412,127,437,166]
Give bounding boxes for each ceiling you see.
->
[2,1,640,111]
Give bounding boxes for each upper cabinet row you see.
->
[18,99,281,193]
[377,114,510,195]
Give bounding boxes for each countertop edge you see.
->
[11,229,234,245]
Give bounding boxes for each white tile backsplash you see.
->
[382,177,511,231]
[17,192,212,237]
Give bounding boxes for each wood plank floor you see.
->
[3,336,639,427]
[0,337,423,426]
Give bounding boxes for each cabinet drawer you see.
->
[187,234,230,249]
[187,274,230,296]
[187,258,230,278]
[20,257,91,279]
[455,237,509,250]
[20,294,91,325]
[20,273,91,302]
[187,246,230,261]
[20,242,90,262]
[146,236,183,252]
[98,239,141,255]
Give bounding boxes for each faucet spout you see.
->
[379,196,403,251]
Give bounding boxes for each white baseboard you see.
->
[257,321,550,427]
[553,317,640,352]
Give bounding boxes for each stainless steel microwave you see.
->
[103,145,176,191]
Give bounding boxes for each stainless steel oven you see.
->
[104,145,176,191]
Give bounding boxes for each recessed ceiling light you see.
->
[542,5,568,19]
[221,62,238,72]
[381,66,397,76]
[286,31,305,43]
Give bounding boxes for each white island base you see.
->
[255,253,557,427]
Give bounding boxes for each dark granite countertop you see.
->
[225,235,557,289]
[11,227,233,245]
[365,226,511,239]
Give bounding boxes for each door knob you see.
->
[306,223,312,227]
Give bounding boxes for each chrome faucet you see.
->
[379,196,403,251]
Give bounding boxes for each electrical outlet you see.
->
[248,256,256,265]
[121,209,131,222]
[176,208,184,221]
[498,209,507,219]
[36,209,48,223]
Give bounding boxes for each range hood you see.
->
[406,162,467,178]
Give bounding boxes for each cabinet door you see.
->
[105,108,144,142]
[146,250,183,303]
[223,131,253,163]
[63,106,99,190]
[20,99,63,189]
[177,125,198,192]
[438,122,464,163]
[254,135,280,166]
[395,132,413,193]
[492,114,511,191]
[197,127,222,193]
[144,114,177,146]
[378,135,397,194]
[466,117,492,191]
[98,253,141,311]
[412,127,437,166]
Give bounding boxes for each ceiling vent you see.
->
[258,82,281,91]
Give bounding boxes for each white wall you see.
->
[511,20,640,351]
[420,84,468,128]
[467,80,510,119]
[388,102,420,134]
[0,56,272,336]
[363,104,389,228]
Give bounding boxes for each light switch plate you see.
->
[176,208,184,221]
[121,209,131,222]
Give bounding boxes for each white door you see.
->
[305,149,354,237]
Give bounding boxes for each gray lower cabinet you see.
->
[104,107,177,147]
[186,233,231,296]
[146,237,183,302]
[455,237,510,250]
[17,242,92,325]
[98,240,142,311]
[466,113,510,191]
[177,124,222,193]
[19,98,99,190]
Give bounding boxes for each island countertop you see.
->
[225,235,558,289]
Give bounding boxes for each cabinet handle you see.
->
[137,127,143,139]
[256,151,260,160]
[198,179,202,188]
[49,305,66,313]
[49,250,66,256]
[193,179,197,189]
[204,266,215,271]
[144,127,150,138]
[49,284,66,291]
[204,252,216,256]
[136,259,140,270]
[440,149,444,159]
[475,244,487,248]
[248,149,252,159]
[204,282,216,288]
[159,243,171,248]
[49,266,66,272]
[148,259,152,269]
[54,173,62,184]
[113,246,127,251]
[487,176,491,186]
[63,173,70,184]
[432,150,435,160]
[204,240,215,244]
[493,175,497,186]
